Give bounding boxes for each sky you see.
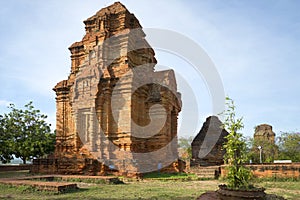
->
[0,0,299,139]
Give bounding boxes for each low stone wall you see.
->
[221,163,300,178]
[0,164,32,172]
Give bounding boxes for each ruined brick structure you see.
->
[254,124,276,143]
[32,2,182,176]
[251,124,278,163]
[190,116,228,166]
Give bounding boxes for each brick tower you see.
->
[32,2,182,176]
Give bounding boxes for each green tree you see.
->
[221,97,251,189]
[278,132,300,162]
[0,115,14,163]
[178,136,193,161]
[1,102,55,164]
[248,137,278,163]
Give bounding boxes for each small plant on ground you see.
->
[221,97,252,189]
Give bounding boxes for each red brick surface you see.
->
[221,163,300,178]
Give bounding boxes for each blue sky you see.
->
[0,0,299,138]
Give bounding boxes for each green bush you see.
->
[221,97,252,189]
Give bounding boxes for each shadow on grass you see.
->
[0,170,30,179]
[53,197,196,200]
[0,183,86,195]
[59,187,88,194]
[142,172,190,179]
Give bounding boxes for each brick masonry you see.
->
[191,116,228,167]
[221,163,300,178]
[32,2,182,176]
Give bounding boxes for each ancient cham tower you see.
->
[32,2,182,176]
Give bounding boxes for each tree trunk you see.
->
[22,157,26,164]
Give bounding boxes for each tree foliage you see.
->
[221,97,251,189]
[277,132,300,162]
[0,102,55,164]
[247,137,278,163]
[178,136,193,161]
[0,115,13,163]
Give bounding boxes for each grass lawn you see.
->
[256,181,300,200]
[0,171,299,200]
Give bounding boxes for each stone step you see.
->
[190,166,220,179]
[196,174,216,179]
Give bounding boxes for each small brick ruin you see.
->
[254,124,276,143]
[190,116,228,167]
[0,175,122,193]
[0,178,78,193]
[32,2,182,176]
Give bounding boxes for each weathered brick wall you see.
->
[221,163,300,178]
[191,116,228,167]
[31,157,106,175]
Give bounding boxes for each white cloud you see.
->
[0,100,12,107]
